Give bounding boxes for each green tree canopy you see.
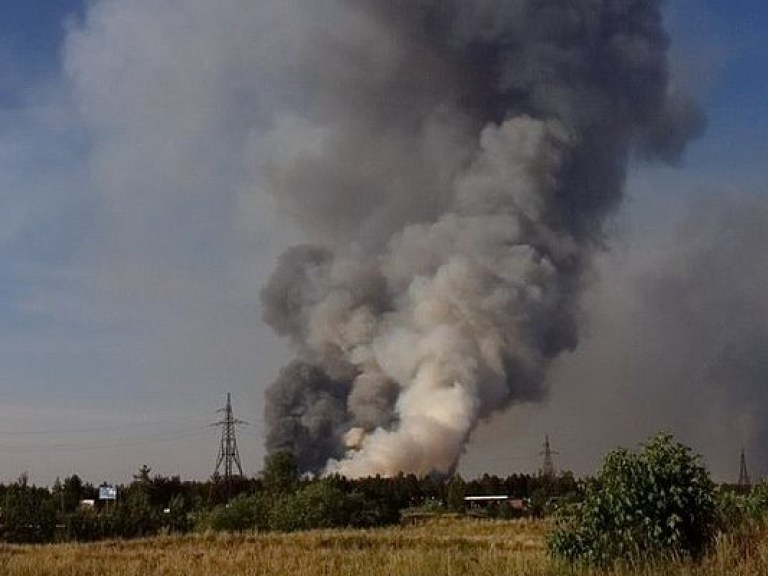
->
[261,451,299,495]
[549,433,718,567]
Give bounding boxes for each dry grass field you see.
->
[0,517,766,576]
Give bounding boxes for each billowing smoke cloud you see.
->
[467,192,768,482]
[262,0,703,476]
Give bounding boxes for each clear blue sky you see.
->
[0,1,766,484]
[667,1,768,176]
[0,1,84,103]
[1,1,83,49]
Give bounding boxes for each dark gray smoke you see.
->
[642,197,768,464]
[504,194,768,481]
[264,361,350,472]
[261,0,703,476]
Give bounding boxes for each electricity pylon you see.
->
[737,448,751,493]
[212,393,247,483]
[540,435,558,478]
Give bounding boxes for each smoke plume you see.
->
[261,0,703,476]
[639,197,768,466]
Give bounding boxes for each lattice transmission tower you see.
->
[738,448,751,493]
[212,393,247,482]
[540,435,558,478]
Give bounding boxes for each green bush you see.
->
[742,481,768,523]
[61,509,116,542]
[197,494,267,533]
[548,433,717,567]
[714,481,768,556]
[162,494,192,534]
[268,481,349,532]
[111,491,161,538]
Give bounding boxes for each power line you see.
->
[0,415,212,437]
[0,426,209,453]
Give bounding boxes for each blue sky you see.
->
[667,1,768,176]
[0,1,83,105]
[0,1,767,484]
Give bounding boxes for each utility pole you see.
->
[540,435,558,479]
[737,448,751,493]
[212,393,247,493]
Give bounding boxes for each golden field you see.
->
[0,517,766,576]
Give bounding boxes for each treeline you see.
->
[0,453,577,543]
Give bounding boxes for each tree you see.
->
[62,475,86,513]
[1,475,56,543]
[133,464,152,486]
[261,451,299,495]
[548,433,717,567]
[112,490,160,538]
[446,475,466,512]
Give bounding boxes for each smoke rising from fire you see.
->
[261,0,704,477]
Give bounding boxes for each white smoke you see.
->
[325,118,567,476]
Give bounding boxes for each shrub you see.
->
[261,451,299,495]
[162,494,192,534]
[111,491,162,538]
[197,494,267,533]
[743,481,768,522]
[548,433,717,567]
[446,476,466,512]
[343,490,398,528]
[714,481,768,556]
[268,481,350,532]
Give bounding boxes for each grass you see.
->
[0,517,765,575]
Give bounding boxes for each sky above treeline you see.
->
[0,0,767,485]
